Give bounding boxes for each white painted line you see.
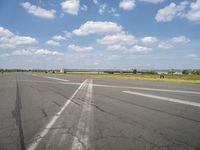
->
[123,91,200,108]
[43,76,69,82]
[20,78,200,95]
[27,79,88,150]
[71,79,93,150]
[19,79,80,85]
[93,84,200,95]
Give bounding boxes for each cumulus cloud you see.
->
[155,1,188,22]
[21,2,56,19]
[106,44,152,54]
[186,0,200,22]
[46,35,67,46]
[158,42,173,49]
[171,36,190,44]
[73,21,122,36]
[0,27,38,49]
[141,36,158,44]
[119,0,135,10]
[52,35,66,41]
[139,0,165,4]
[97,32,137,45]
[46,40,60,46]
[0,27,13,37]
[68,44,93,52]
[12,49,63,56]
[106,44,127,51]
[126,45,152,54]
[61,0,80,15]
[158,36,190,49]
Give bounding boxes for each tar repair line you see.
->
[43,76,69,82]
[27,79,88,150]
[71,79,93,150]
[123,91,200,108]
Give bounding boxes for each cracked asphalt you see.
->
[0,73,200,150]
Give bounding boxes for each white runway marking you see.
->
[27,79,87,150]
[123,91,200,108]
[21,77,200,95]
[71,79,93,150]
[94,84,200,95]
[43,76,69,82]
[19,79,80,85]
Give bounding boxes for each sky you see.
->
[0,0,200,70]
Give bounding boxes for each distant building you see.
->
[173,72,182,75]
[60,68,64,73]
[157,71,168,75]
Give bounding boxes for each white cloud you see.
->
[106,44,152,54]
[99,3,107,15]
[73,21,122,36]
[93,0,99,5]
[106,44,127,51]
[141,36,158,44]
[46,35,67,46]
[155,3,177,22]
[12,49,63,56]
[139,0,165,4]
[21,2,56,19]
[126,45,152,54]
[108,8,120,17]
[68,44,93,52]
[97,32,137,45]
[155,1,188,22]
[186,0,200,22]
[158,42,173,49]
[52,35,66,41]
[119,0,135,10]
[0,27,38,49]
[0,27,13,37]
[61,0,80,15]
[158,35,190,49]
[46,40,60,46]
[171,36,190,44]
[187,54,200,60]
[81,5,88,11]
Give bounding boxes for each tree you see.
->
[191,70,200,75]
[182,70,189,75]
[132,69,137,74]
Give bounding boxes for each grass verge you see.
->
[60,72,200,84]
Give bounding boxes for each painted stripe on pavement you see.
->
[123,91,200,108]
[27,79,87,150]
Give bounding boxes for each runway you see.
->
[0,73,200,150]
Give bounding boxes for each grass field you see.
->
[60,72,200,84]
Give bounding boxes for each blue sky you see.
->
[0,0,200,69]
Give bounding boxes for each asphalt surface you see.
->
[0,73,200,150]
